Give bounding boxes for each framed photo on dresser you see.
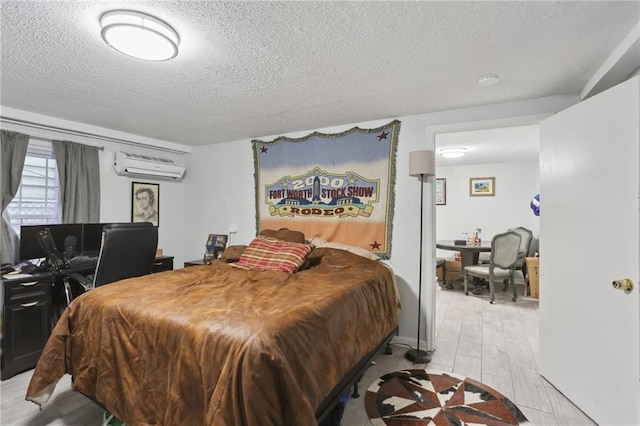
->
[204,234,228,263]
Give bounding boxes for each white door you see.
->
[539,76,639,425]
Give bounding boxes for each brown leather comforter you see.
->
[26,248,399,425]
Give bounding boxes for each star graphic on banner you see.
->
[282,206,288,211]
[281,180,289,187]
[348,206,354,211]
[370,241,381,250]
[348,177,357,185]
[377,131,388,141]
[260,146,268,153]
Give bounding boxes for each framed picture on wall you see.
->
[132,182,160,226]
[469,177,495,197]
[435,178,446,205]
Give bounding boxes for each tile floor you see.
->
[342,282,597,426]
[0,282,596,425]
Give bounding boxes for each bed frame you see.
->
[315,326,398,424]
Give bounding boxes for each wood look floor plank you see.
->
[482,323,507,348]
[481,344,512,378]
[481,372,515,401]
[519,406,561,426]
[453,354,482,380]
[511,365,554,413]
[506,339,539,368]
[456,335,483,359]
[429,336,458,367]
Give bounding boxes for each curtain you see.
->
[0,131,30,264]
[53,140,100,223]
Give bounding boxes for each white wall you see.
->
[2,109,192,268]
[98,147,189,267]
[435,161,540,260]
[3,96,576,346]
[2,95,576,347]
[184,95,577,347]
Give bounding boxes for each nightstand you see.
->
[183,259,206,268]
[153,256,174,272]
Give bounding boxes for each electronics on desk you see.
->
[68,255,99,269]
[19,223,111,263]
[81,223,108,256]
[1,261,40,277]
[20,223,82,262]
[64,235,77,261]
[37,227,68,271]
[1,263,15,274]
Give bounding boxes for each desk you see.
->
[50,256,174,322]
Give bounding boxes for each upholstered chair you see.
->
[464,230,521,304]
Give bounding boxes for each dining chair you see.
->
[505,226,533,295]
[463,230,522,304]
[436,256,447,287]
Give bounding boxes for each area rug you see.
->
[365,369,529,425]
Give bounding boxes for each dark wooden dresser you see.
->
[1,273,52,380]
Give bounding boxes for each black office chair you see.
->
[64,223,158,302]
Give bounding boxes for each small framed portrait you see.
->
[132,182,159,226]
[204,234,228,263]
[469,177,495,197]
[435,178,446,205]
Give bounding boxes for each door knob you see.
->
[612,278,634,292]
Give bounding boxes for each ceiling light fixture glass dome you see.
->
[439,147,467,158]
[100,10,179,61]
[477,74,500,86]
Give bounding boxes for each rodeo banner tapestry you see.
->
[252,120,399,259]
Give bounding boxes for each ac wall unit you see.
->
[113,152,186,181]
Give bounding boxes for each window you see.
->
[6,139,61,234]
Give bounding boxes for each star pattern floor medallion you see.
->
[365,369,529,425]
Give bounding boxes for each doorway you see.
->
[434,123,540,263]
[423,114,549,356]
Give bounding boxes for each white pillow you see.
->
[309,237,380,261]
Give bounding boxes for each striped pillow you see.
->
[232,236,314,273]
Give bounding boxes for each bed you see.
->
[26,240,400,425]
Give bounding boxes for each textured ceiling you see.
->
[1,1,638,146]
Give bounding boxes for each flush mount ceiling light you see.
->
[477,74,500,87]
[439,147,467,158]
[100,10,179,61]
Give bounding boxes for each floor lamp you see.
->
[406,150,435,363]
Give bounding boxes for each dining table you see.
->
[436,240,491,268]
[436,240,492,292]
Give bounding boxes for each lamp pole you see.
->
[405,172,431,363]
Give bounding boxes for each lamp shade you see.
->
[409,150,435,177]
